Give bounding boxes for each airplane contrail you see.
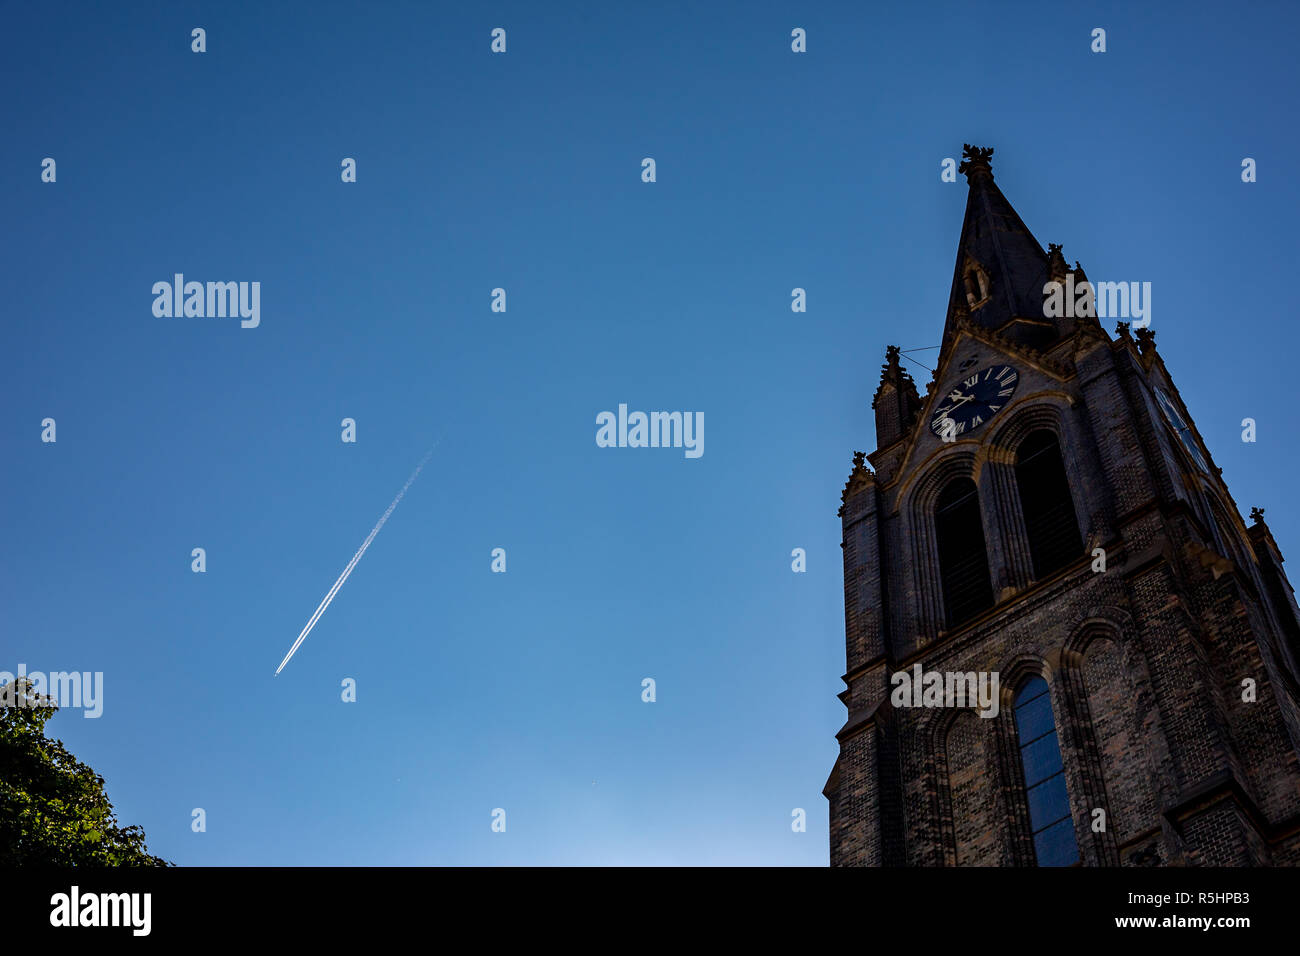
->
[275,447,436,675]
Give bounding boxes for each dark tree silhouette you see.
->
[0,678,170,866]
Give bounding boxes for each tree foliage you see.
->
[0,678,170,866]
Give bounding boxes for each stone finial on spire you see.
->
[1250,506,1267,525]
[1135,326,1156,353]
[875,345,913,391]
[872,345,923,449]
[839,450,876,515]
[1047,243,1068,282]
[958,144,995,182]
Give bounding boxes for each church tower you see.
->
[824,145,1300,866]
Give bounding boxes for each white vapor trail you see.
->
[275,447,436,675]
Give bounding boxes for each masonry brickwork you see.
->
[824,146,1300,866]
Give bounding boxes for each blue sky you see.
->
[3,0,1297,865]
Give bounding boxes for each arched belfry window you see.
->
[963,263,989,308]
[1014,430,1082,579]
[935,477,994,628]
[1013,677,1079,866]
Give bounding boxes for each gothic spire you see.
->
[942,145,1055,356]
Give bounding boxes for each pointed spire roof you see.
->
[871,345,919,407]
[871,345,923,449]
[942,146,1055,354]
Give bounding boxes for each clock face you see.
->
[1155,387,1210,472]
[930,364,1018,439]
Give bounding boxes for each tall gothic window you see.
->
[1014,677,1080,866]
[935,477,994,628]
[1014,430,1082,579]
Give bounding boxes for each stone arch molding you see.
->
[997,652,1054,707]
[984,391,1074,453]
[899,448,983,637]
[896,389,1104,639]
[1063,607,1135,658]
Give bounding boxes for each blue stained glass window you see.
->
[1020,733,1065,783]
[1013,677,1079,866]
[1033,818,1080,867]
[1013,694,1055,744]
